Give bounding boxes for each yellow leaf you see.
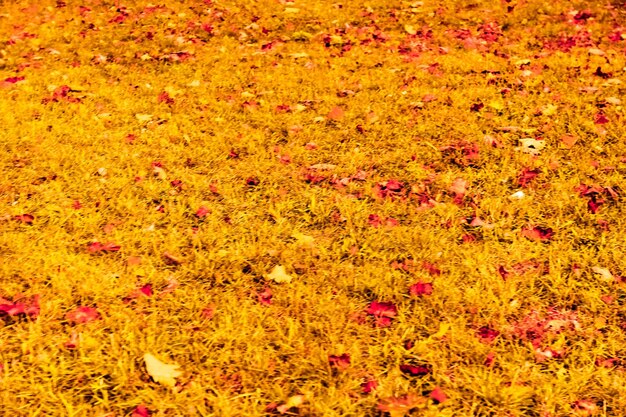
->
[143,353,182,388]
[592,266,613,281]
[153,166,167,180]
[265,265,293,283]
[292,232,315,247]
[488,100,504,111]
[541,104,558,116]
[277,394,305,413]
[135,113,153,122]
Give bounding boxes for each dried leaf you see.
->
[592,266,614,281]
[265,265,293,283]
[143,353,182,388]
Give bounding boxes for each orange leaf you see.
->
[561,135,577,148]
[327,106,344,121]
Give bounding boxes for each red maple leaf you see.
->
[409,282,433,297]
[66,306,100,324]
[400,364,431,376]
[517,167,540,188]
[123,284,153,303]
[328,353,351,370]
[368,214,382,227]
[257,287,272,306]
[157,91,174,104]
[477,326,500,343]
[0,295,40,318]
[595,113,609,125]
[4,76,25,83]
[521,226,554,241]
[588,195,604,214]
[422,261,441,275]
[367,301,397,327]
[14,214,34,224]
[361,377,378,394]
[195,206,210,218]
[88,241,121,253]
[132,405,151,417]
[429,387,447,404]
[374,179,405,199]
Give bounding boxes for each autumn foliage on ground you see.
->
[1,0,625,415]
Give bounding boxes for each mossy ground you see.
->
[1,0,626,416]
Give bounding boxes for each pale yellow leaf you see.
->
[592,266,614,281]
[135,113,153,122]
[265,265,293,283]
[143,353,182,388]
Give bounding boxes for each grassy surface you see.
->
[1,0,626,415]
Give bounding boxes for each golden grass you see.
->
[1,0,625,415]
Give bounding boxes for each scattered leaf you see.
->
[265,265,293,283]
[143,353,182,388]
[66,306,100,324]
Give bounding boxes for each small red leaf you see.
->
[139,284,153,297]
[257,287,272,306]
[66,306,100,324]
[132,405,152,417]
[400,364,431,376]
[14,214,34,224]
[517,167,540,188]
[362,377,378,394]
[88,241,121,253]
[328,353,351,370]
[429,387,447,404]
[157,91,174,104]
[0,295,40,318]
[409,282,433,297]
[327,106,344,121]
[477,326,500,343]
[595,113,609,125]
[521,226,554,241]
[196,206,210,218]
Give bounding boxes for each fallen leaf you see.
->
[135,113,153,122]
[377,394,426,417]
[521,226,554,241]
[66,306,100,324]
[14,214,34,224]
[517,138,546,155]
[561,135,577,148]
[308,163,337,170]
[132,405,151,417]
[153,166,167,180]
[265,265,293,283]
[143,353,182,388]
[400,364,431,376]
[362,377,378,394]
[327,106,344,121]
[449,178,467,195]
[88,242,121,253]
[328,353,351,370]
[430,387,447,404]
[409,282,433,297]
[291,232,315,246]
[276,394,305,414]
[592,266,614,281]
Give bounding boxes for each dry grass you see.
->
[1,0,626,415]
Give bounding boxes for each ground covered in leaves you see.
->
[1,0,626,415]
